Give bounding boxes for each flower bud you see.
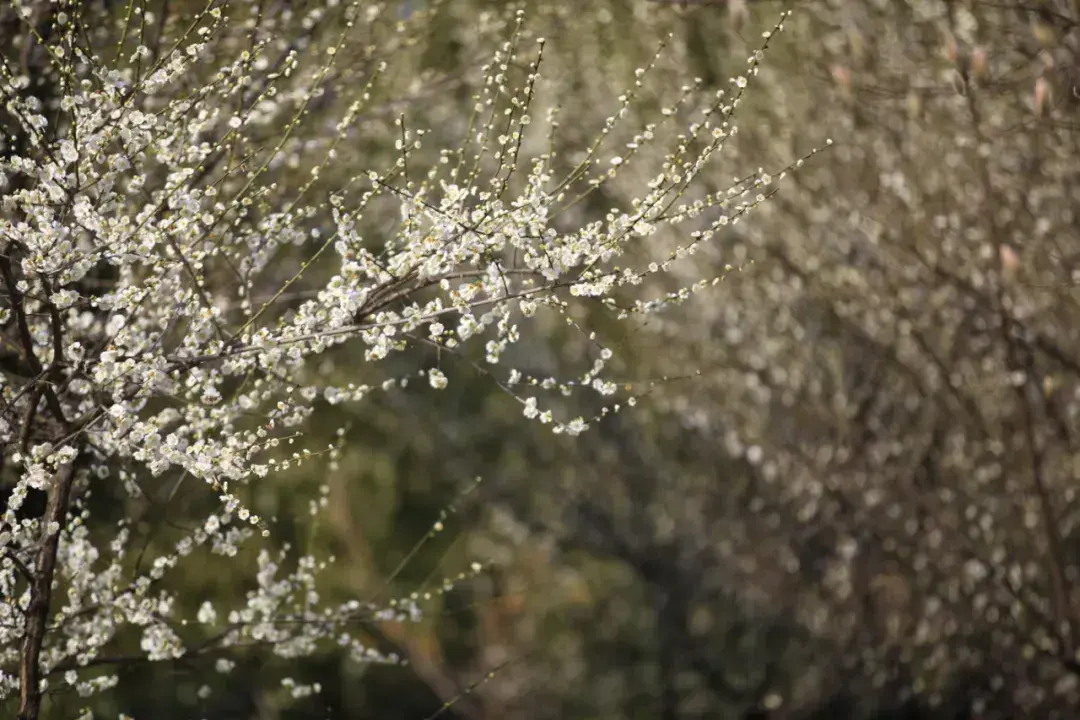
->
[1034,76,1051,117]
[942,31,959,65]
[970,47,988,82]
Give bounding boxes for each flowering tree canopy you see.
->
[0,0,813,717]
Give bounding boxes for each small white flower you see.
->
[197,601,217,625]
[59,140,78,164]
[428,368,448,390]
[746,445,764,465]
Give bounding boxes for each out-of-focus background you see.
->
[11,0,1080,717]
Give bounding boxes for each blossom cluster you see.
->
[0,0,804,714]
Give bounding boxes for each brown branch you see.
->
[961,83,1078,659]
[46,627,237,677]
[17,458,78,720]
[1,250,78,720]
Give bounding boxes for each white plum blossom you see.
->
[428,368,449,390]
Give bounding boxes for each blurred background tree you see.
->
[359,1,1080,718]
